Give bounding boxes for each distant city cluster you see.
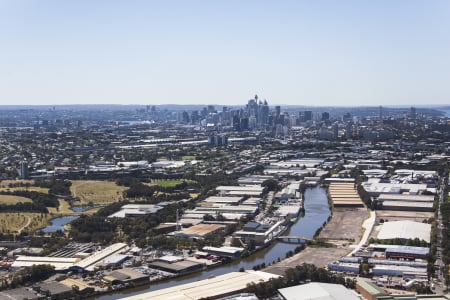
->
[0,98,449,300]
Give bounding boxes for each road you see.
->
[17,215,31,234]
[433,175,447,293]
[348,210,376,256]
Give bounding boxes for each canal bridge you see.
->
[276,235,312,243]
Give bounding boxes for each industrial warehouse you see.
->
[119,271,280,300]
[328,182,364,207]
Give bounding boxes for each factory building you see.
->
[119,271,280,300]
[103,268,150,286]
[328,182,363,207]
[278,282,361,300]
[377,221,431,243]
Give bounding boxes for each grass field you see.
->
[47,199,75,214]
[0,213,53,234]
[0,180,49,193]
[70,180,127,205]
[182,155,196,160]
[0,195,33,205]
[154,179,193,188]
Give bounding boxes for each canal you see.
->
[95,186,331,299]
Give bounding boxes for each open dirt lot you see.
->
[319,208,368,242]
[264,247,349,276]
[264,207,371,276]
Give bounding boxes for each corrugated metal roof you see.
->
[118,271,279,300]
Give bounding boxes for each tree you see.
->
[262,179,279,192]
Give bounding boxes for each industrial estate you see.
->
[0,100,449,300]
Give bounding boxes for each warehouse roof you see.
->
[119,271,279,300]
[11,256,79,271]
[203,196,243,204]
[378,194,435,202]
[381,201,433,210]
[356,279,388,296]
[180,224,224,237]
[216,186,264,192]
[75,243,128,271]
[377,221,431,243]
[278,282,361,300]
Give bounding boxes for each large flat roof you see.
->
[181,224,224,237]
[216,186,264,192]
[279,282,361,300]
[377,221,431,243]
[75,243,128,271]
[12,256,79,271]
[119,271,279,300]
[378,194,435,202]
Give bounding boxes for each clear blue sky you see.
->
[1,0,449,106]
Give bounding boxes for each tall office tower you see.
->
[332,123,339,139]
[260,100,269,126]
[304,111,313,122]
[247,98,258,116]
[321,112,330,121]
[20,160,29,179]
[191,111,199,124]
[249,115,257,129]
[240,117,249,131]
[275,106,281,118]
[379,106,383,121]
[410,107,416,119]
[345,122,353,139]
[232,115,240,131]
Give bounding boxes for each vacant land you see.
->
[0,195,33,205]
[320,208,368,243]
[0,213,53,234]
[70,180,127,204]
[265,208,369,276]
[264,247,349,276]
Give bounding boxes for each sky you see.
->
[1,0,450,106]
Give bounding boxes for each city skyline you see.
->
[1,0,450,106]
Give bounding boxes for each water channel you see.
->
[95,186,331,299]
[41,215,80,233]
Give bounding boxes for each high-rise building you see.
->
[304,111,313,122]
[20,160,29,179]
[410,107,416,119]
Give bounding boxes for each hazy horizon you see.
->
[1,1,450,106]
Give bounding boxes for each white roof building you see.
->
[108,204,165,218]
[278,282,361,300]
[377,220,431,243]
[11,256,79,271]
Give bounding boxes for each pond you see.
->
[40,215,80,233]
